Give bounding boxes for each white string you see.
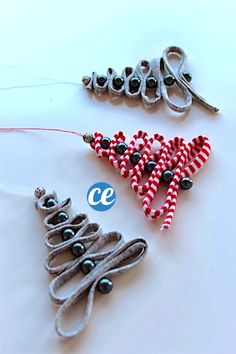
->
[0,183,33,196]
[0,64,80,90]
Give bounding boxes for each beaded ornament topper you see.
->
[82,46,219,113]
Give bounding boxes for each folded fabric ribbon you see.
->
[52,237,147,338]
[82,46,219,113]
[90,130,211,230]
[34,188,148,338]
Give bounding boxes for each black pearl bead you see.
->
[97,75,107,86]
[100,137,111,150]
[53,211,69,224]
[115,142,128,155]
[112,76,124,90]
[145,161,157,174]
[161,170,174,184]
[80,259,95,274]
[71,242,86,257]
[183,72,192,82]
[130,152,142,165]
[44,198,58,208]
[130,77,141,90]
[97,277,113,294]
[146,76,157,89]
[179,177,193,190]
[164,74,175,86]
[62,228,75,241]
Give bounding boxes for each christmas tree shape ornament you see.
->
[0,127,211,232]
[34,188,148,338]
[83,130,212,231]
[82,46,219,113]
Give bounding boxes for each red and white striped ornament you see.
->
[89,130,211,231]
[0,127,211,231]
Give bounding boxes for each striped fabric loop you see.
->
[131,137,184,196]
[183,136,211,177]
[91,131,212,230]
[108,131,127,168]
[93,130,165,179]
[119,131,164,178]
[142,141,191,228]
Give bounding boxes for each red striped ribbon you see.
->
[91,131,211,230]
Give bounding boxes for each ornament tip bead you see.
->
[83,133,94,144]
[82,75,91,86]
[34,187,46,198]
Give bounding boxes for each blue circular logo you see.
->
[87,182,116,212]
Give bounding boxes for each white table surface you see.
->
[0,1,235,354]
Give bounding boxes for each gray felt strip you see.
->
[35,189,148,338]
[82,45,219,113]
[44,223,104,274]
[54,238,148,338]
[44,213,89,249]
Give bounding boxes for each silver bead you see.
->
[34,187,46,199]
[83,133,94,144]
[82,75,91,86]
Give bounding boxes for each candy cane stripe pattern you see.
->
[89,131,212,231]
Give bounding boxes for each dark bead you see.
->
[161,170,174,184]
[179,177,193,190]
[183,72,192,82]
[130,152,142,165]
[115,142,128,155]
[44,198,58,208]
[146,76,157,89]
[164,74,175,86]
[100,137,111,150]
[145,161,157,174]
[97,75,107,86]
[97,277,113,294]
[112,76,124,90]
[130,77,141,89]
[71,242,86,257]
[62,228,75,241]
[80,259,95,274]
[53,211,69,224]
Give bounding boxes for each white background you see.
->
[0,1,235,354]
